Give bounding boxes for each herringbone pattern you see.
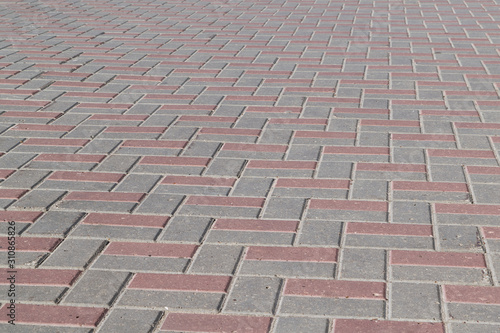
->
[1,0,500,331]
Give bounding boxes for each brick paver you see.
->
[1,0,500,331]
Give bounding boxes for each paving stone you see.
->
[317,162,353,179]
[10,190,66,210]
[340,248,386,280]
[114,174,161,193]
[391,266,488,284]
[98,309,161,333]
[161,216,212,243]
[134,194,184,215]
[450,323,500,333]
[0,325,91,333]
[93,255,188,273]
[25,211,84,236]
[447,303,500,323]
[0,152,36,168]
[473,184,500,204]
[274,317,329,333]
[0,285,65,302]
[298,220,342,246]
[224,277,281,314]
[78,139,120,154]
[63,270,130,306]
[183,141,221,157]
[190,245,243,274]
[438,225,482,250]
[0,170,50,188]
[70,224,161,240]
[205,230,295,246]
[118,290,224,311]
[263,197,306,220]
[392,201,432,224]
[279,296,385,317]
[231,177,273,197]
[350,180,388,200]
[430,164,467,182]
[42,239,105,269]
[205,158,246,177]
[391,283,442,320]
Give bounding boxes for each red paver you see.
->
[310,199,388,211]
[0,268,80,286]
[186,196,265,207]
[428,149,495,158]
[0,170,15,179]
[247,160,317,169]
[285,279,385,299]
[22,138,89,146]
[162,313,271,333]
[0,304,106,327]
[222,143,287,152]
[199,128,261,136]
[213,219,299,232]
[390,250,486,268]
[467,166,500,175]
[0,211,43,223]
[82,213,169,227]
[346,223,433,236]
[140,156,210,166]
[356,163,427,172]
[104,126,167,133]
[0,237,61,252]
[104,242,197,257]
[11,124,75,131]
[436,204,500,215]
[277,178,350,189]
[122,140,187,148]
[129,273,231,292]
[65,192,145,202]
[162,176,236,186]
[392,133,456,141]
[443,285,500,304]
[324,146,390,155]
[49,171,125,183]
[246,246,337,262]
[0,189,27,199]
[295,131,356,139]
[392,181,468,192]
[334,320,445,333]
[34,154,107,162]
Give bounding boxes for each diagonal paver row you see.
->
[0,0,500,332]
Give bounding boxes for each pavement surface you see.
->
[0,0,500,332]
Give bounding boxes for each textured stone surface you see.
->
[0,0,499,331]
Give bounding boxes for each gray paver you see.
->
[134,194,184,215]
[274,317,329,333]
[10,190,66,210]
[279,297,385,317]
[391,283,442,320]
[42,239,105,269]
[340,248,386,280]
[118,290,224,310]
[298,220,342,246]
[63,270,130,306]
[98,309,161,333]
[224,277,281,314]
[190,245,243,274]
